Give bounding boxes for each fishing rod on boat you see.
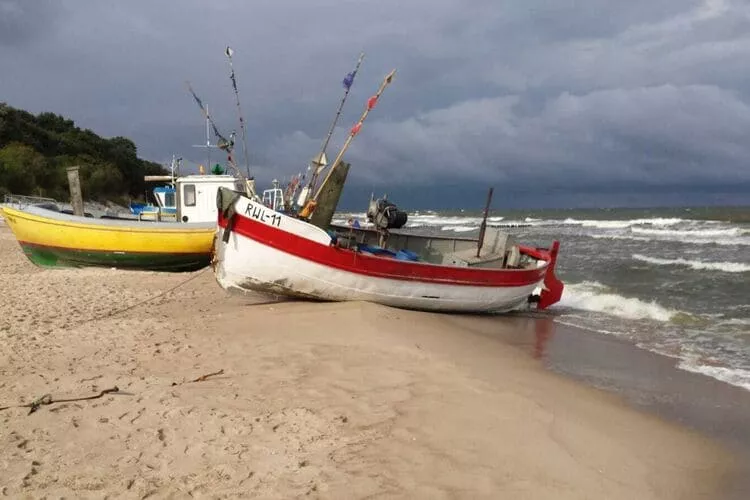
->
[300,52,365,204]
[300,68,397,218]
[225,46,252,179]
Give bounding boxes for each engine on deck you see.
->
[367,197,408,230]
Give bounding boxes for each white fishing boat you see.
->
[212,188,563,313]
[210,69,564,313]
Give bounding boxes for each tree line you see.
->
[0,103,168,203]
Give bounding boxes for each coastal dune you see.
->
[0,223,737,499]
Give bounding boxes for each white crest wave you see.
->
[555,281,679,322]
[632,254,750,273]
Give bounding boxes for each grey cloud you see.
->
[339,84,750,187]
[1,0,749,202]
[0,0,63,46]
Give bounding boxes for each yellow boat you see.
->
[1,205,216,272]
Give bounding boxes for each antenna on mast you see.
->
[185,81,242,179]
[191,105,220,173]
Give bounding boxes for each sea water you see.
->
[333,206,750,392]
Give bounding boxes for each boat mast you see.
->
[225,46,252,179]
[304,69,396,213]
[477,187,494,257]
[305,52,365,197]
[185,81,242,178]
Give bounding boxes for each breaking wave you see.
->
[631,226,743,238]
[562,217,685,230]
[677,360,750,392]
[632,254,750,273]
[441,225,476,233]
[555,281,679,322]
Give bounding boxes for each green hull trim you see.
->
[19,242,210,272]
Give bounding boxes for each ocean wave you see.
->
[632,254,750,273]
[590,233,750,246]
[562,217,685,230]
[408,216,481,226]
[717,318,750,328]
[555,281,679,322]
[589,234,653,242]
[677,360,750,392]
[630,226,743,238]
[441,225,476,233]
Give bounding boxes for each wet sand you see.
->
[0,221,746,499]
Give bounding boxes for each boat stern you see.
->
[537,240,563,310]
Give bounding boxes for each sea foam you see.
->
[677,360,750,392]
[556,281,679,322]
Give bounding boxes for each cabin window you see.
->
[184,184,196,207]
[165,192,175,207]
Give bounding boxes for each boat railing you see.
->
[3,193,59,208]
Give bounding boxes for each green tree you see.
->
[0,143,47,194]
[0,104,168,201]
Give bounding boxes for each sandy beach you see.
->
[0,220,745,499]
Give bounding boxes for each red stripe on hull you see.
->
[219,213,548,288]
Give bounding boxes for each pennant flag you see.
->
[367,95,378,110]
[343,71,356,90]
[225,46,234,58]
[342,52,364,90]
[186,81,230,145]
[350,123,362,136]
[187,85,205,111]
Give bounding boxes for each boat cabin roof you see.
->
[176,175,237,184]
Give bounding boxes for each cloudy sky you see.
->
[2,0,749,208]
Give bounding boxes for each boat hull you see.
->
[215,228,540,312]
[18,242,209,271]
[213,192,559,313]
[2,205,215,272]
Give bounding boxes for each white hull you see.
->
[214,226,543,314]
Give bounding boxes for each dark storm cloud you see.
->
[2,0,749,200]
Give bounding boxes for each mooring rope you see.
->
[69,266,211,330]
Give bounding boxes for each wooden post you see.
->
[66,166,84,217]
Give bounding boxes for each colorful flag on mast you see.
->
[343,71,356,90]
[342,52,364,90]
